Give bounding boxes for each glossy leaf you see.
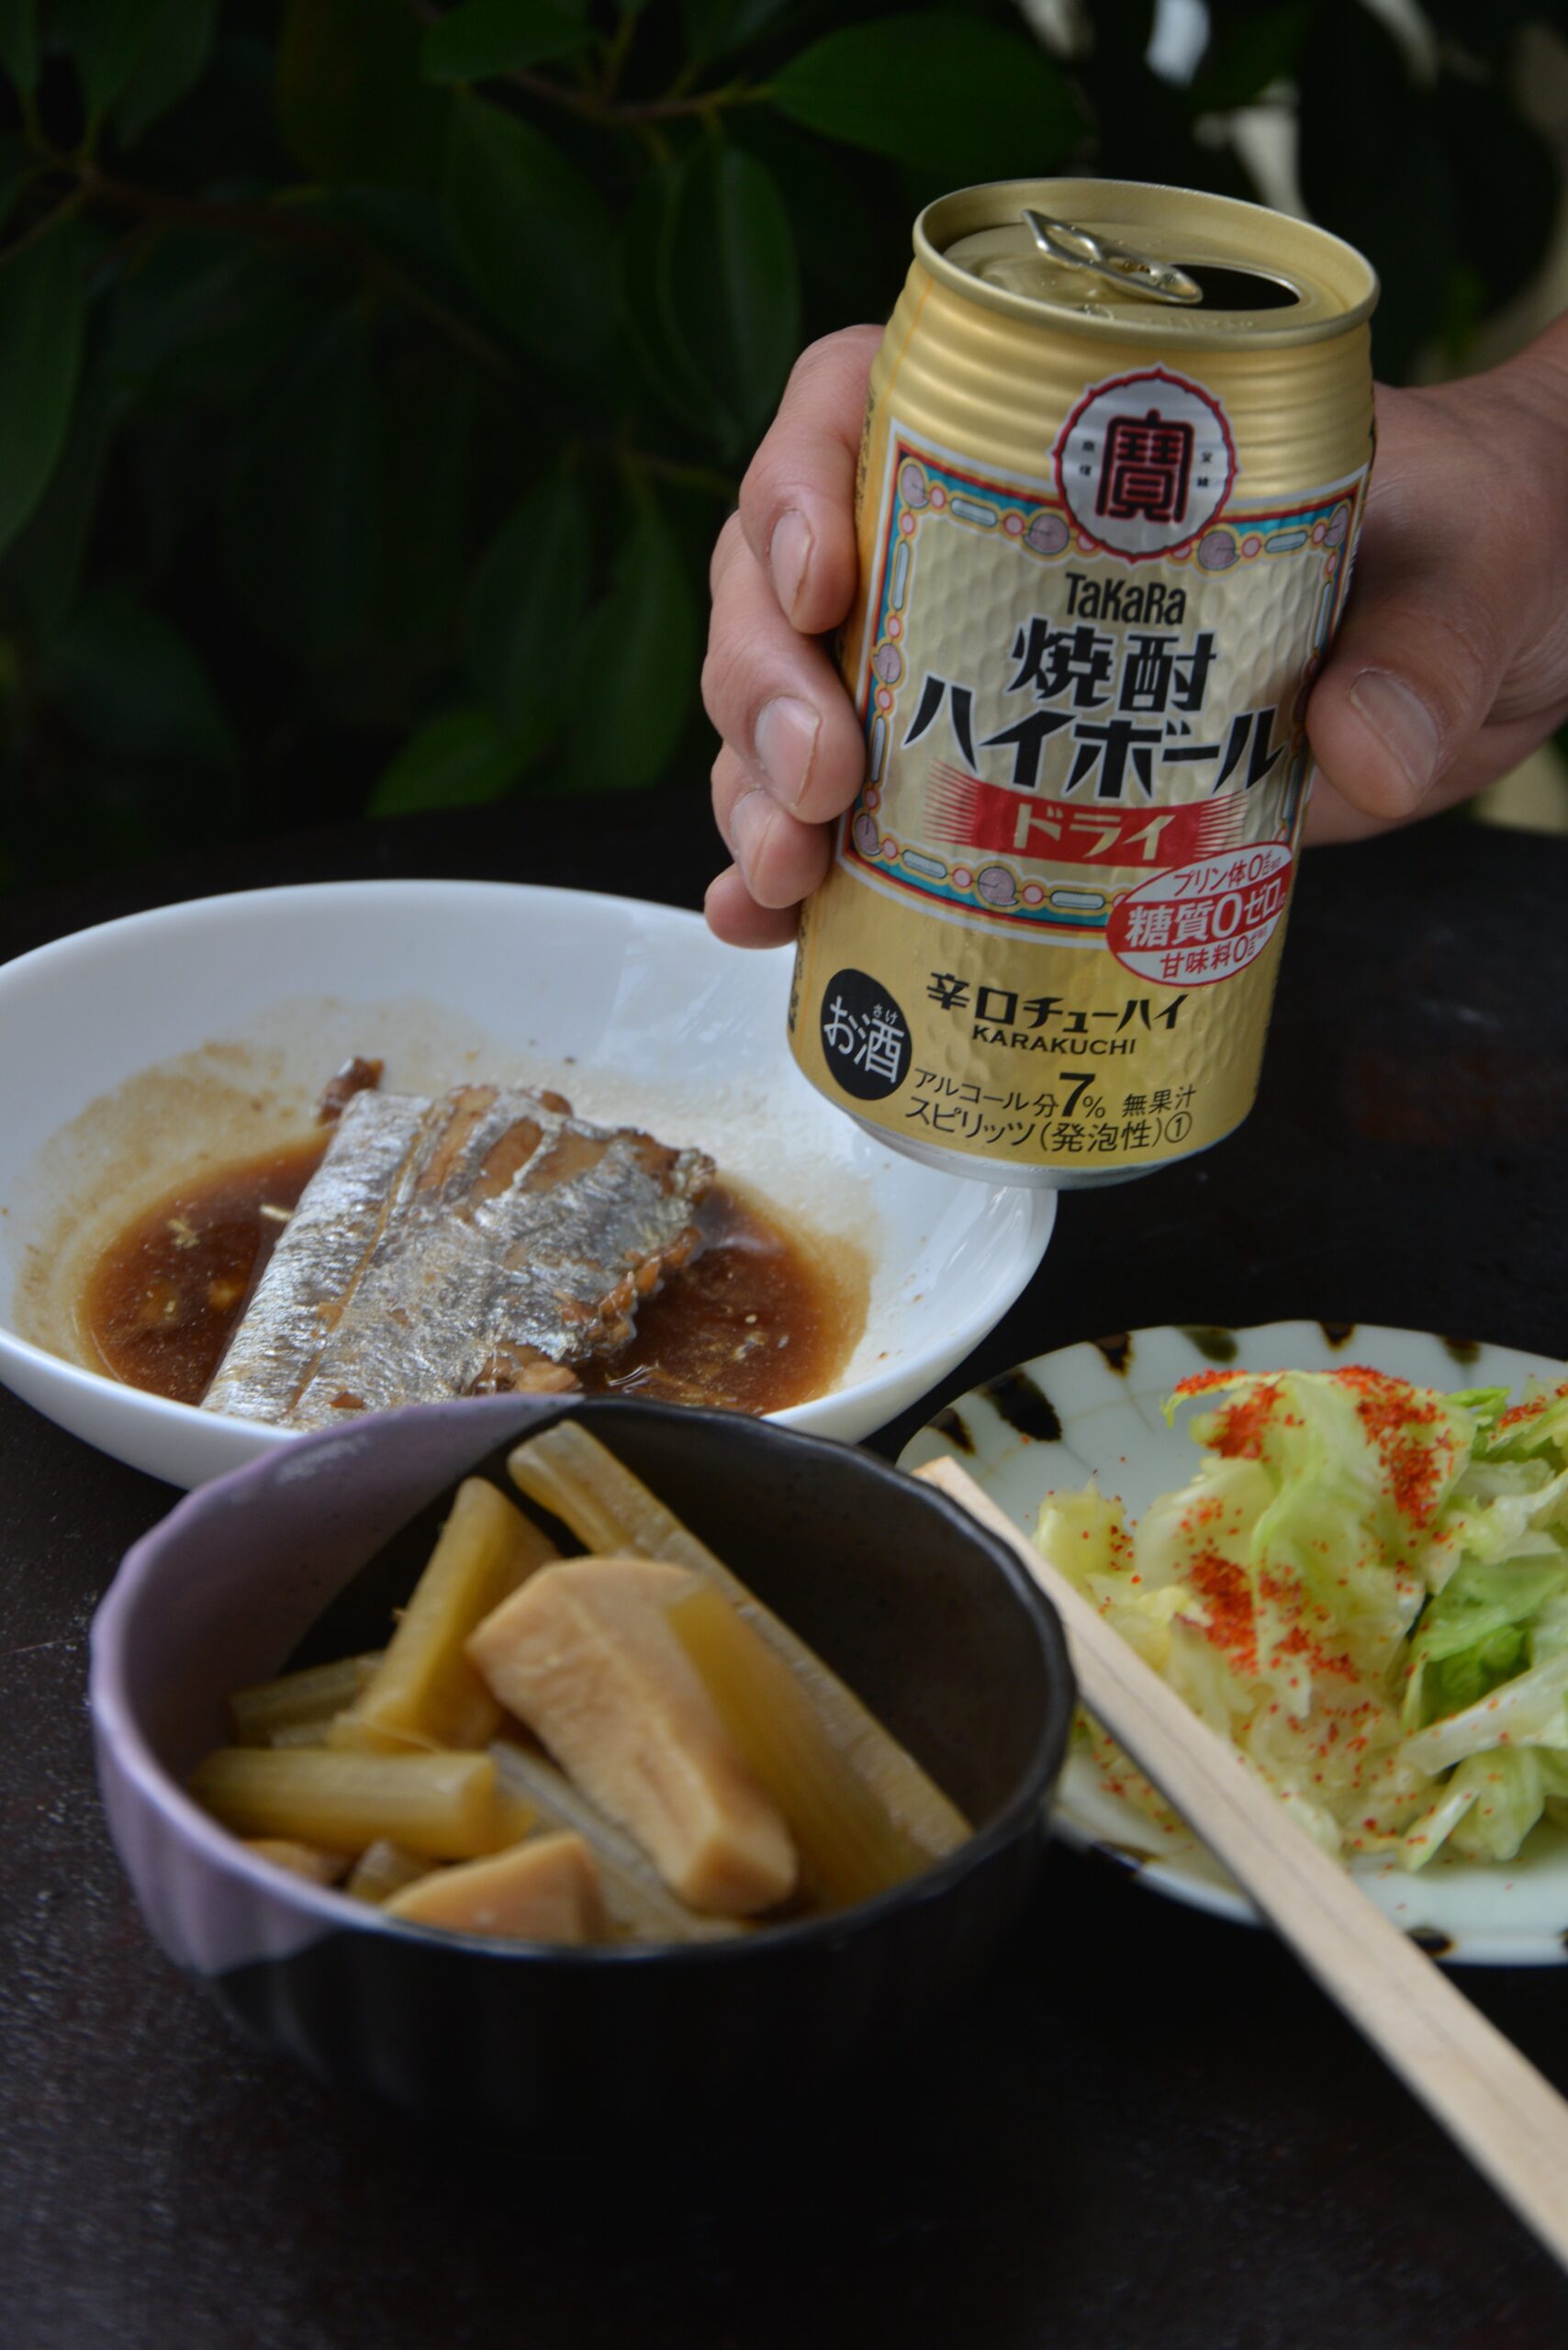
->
[277,0,448,188]
[0,364,116,632]
[666,140,799,453]
[114,0,217,142]
[42,584,236,764]
[421,0,591,83]
[446,95,614,363]
[772,11,1084,181]
[0,213,87,564]
[568,505,697,792]
[682,0,791,62]
[222,312,380,663]
[368,705,529,814]
[619,162,728,438]
[0,134,36,236]
[1188,4,1308,115]
[464,464,591,745]
[0,0,36,95]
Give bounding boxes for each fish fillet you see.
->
[202,1085,712,1428]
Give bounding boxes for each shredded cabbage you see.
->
[1036,1366,1568,1870]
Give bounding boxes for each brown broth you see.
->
[83,1148,858,1416]
[83,1140,330,1404]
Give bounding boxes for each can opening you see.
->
[1182,263,1300,312]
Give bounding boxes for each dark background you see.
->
[1,0,1566,892]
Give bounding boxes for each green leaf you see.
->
[421,0,592,83]
[54,0,163,126]
[619,162,728,438]
[682,0,790,62]
[41,584,236,764]
[445,94,614,362]
[0,212,86,564]
[568,505,697,792]
[222,311,380,664]
[666,140,799,453]
[368,705,529,814]
[113,0,217,142]
[1188,4,1308,115]
[465,464,591,745]
[277,0,449,188]
[0,362,115,632]
[0,134,36,236]
[772,11,1084,181]
[0,0,36,95]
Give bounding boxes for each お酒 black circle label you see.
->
[819,968,911,1102]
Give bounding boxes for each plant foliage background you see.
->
[0,0,1563,889]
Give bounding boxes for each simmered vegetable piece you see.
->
[489,1740,745,1942]
[384,1831,606,1944]
[241,1838,352,1885]
[666,1583,929,1909]
[345,1838,434,1905]
[507,1424,969,1855]
[229,1651,384,1745]
[189,1747,532,1861]
[332,1479,556,1753]
[467,1557,797,1915]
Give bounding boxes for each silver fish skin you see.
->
[202,1085,712,1429]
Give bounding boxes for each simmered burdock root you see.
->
[467,1559,798,1917]
[188,1747,532,1862]
[331,1479,556,1753]
[384,1831,607,1945]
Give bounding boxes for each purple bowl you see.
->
[91,1396,1071,2134]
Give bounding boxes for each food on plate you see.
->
[188,1436,969,1945]
[229,1651,385,1745]
[188,1746,534,1861]
[330,1479,557,1754]
[509,1421,972,1858]
[666,1582,928,1908]
[1036,1366,1568,1870]
[202,1082,712,1427]
[241,1839,351,1886]
[83,1069,859,1420]
[469,1556,798,1916]
[345,1838,433,1905]
[382,1830,608,1943]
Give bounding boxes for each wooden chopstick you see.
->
[916,1454,1568,2272]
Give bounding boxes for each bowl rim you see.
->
[0,877,1055,1446]
[91,1396,1076,1968]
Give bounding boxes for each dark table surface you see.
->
[3,794,1566,2350]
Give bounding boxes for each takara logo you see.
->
[1053,367,1236,561]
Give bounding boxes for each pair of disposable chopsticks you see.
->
[917,1455,1568,2273]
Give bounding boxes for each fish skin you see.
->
[202,1086,712,1429]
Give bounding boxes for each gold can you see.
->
[789,179,1376,1186]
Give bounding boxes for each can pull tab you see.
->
[1022,210,1203,307]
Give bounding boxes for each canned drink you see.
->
[788,179,1377,1186]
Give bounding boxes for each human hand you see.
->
[702,316,1568,942]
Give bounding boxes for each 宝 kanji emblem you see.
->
[1098,409,1193,526]
[1054,367,1235,558]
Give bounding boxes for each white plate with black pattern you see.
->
[901,1320,1568,1966]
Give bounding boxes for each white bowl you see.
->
[0,879,1054,1486]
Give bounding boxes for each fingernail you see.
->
[769,509,812,620]
[1348,670,1439,799]
[755,696,820,810]
[729,788,774,881]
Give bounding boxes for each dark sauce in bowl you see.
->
[83,1147,857,1415]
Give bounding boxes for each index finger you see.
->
[738,324,880,638]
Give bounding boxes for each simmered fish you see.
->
[202,1084,711,1428]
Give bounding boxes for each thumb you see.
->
[1305,507,1508,844]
